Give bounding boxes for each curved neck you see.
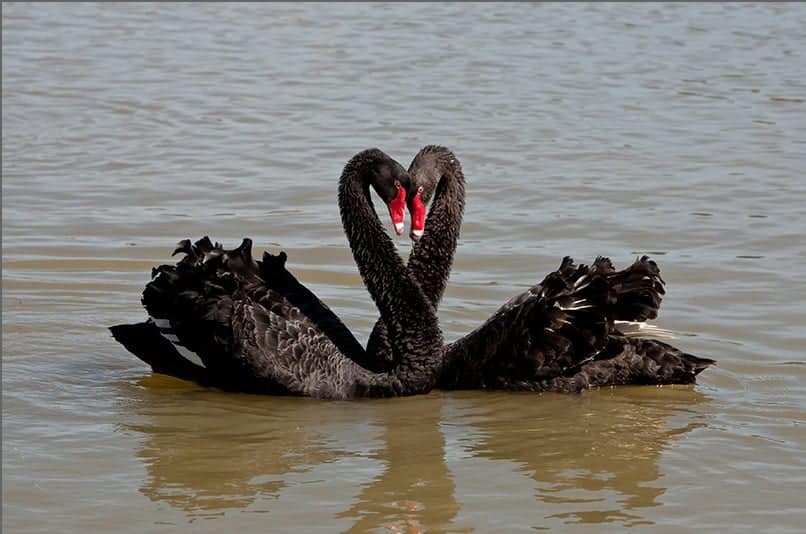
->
[408,161,466,308]
[337,158,443,392]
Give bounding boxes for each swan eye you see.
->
[417,186,424,193]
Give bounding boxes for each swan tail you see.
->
[109,321,206,381]
[494,337,715,392]
[605,255,666,322]
[583,337,716,387]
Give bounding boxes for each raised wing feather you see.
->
[440,257,613,389]
[133,237,370,395]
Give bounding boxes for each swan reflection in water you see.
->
[453,387,710,528]
[125,377,709,530]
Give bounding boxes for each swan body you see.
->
[437,256,714,392]
[367,146,715,392]
[111,149,443,399]
[112,145,714,397]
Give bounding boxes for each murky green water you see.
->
[3,3,806,532]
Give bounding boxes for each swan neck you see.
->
[337,157,443,392]
[409,160,466,307]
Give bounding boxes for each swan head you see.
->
[406,145,457,240]
[358,149,413,236]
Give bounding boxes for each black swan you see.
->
[110,149,444,399]
[367,145,715,392]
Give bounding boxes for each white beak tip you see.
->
[394,222,405,235]
[411,229,424,238]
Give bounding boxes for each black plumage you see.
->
[366,146,715,392]
[111,149,444,399]
[112,144,714,398]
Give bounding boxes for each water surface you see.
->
[3,3,806,532]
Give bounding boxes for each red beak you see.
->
[388,182,406,235]
[409,187,426,240]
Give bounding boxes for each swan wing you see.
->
[231,297,357,398]
[134,238,365,394]
[605,255,666,322]
[139,237,249,373]
[441,256,712,391]
[441,257,613,388]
